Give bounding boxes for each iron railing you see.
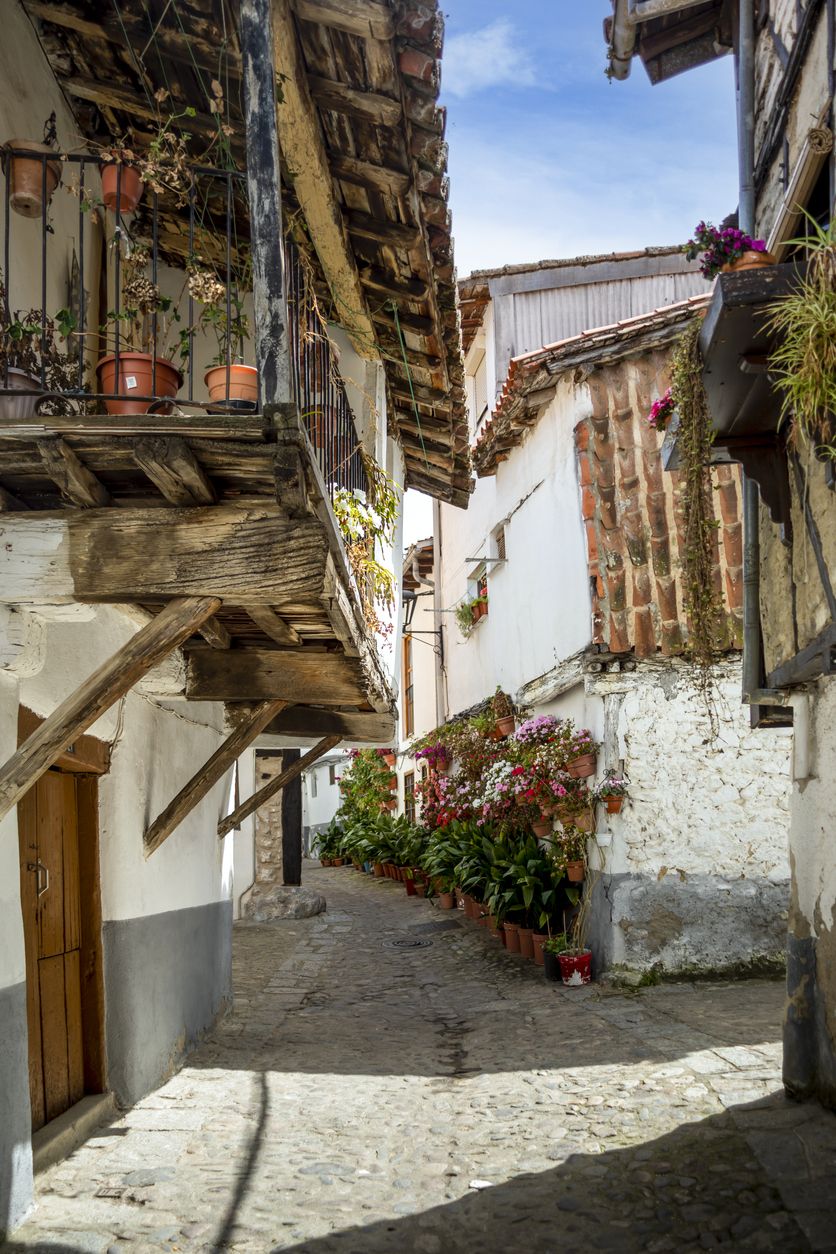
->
[0,147,367,498]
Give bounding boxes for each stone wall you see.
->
[586,657,792,976]
[253,752,284,885]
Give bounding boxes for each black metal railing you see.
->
[0,146,367,498]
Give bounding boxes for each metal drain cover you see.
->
[385,937,433,949]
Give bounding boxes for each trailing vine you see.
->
[670,320,725,731]
[333,457,399,638]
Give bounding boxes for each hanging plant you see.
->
[333,459,399,636]
[766,215,836,459]
[670,320,726,730]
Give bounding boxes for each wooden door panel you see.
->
[37,775,66,960]
[18,787,45,1131]
[62,777,81,953]
[64,951,84,1107]
[38,954,70,1124]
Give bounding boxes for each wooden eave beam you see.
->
[61,79,226,143]
[244,605,301,646]
[218,734,340,836]
[330,154,411,197]
[134,438,215,506]
[347,211,422,249]
[234,703,394,742]
[145,698,289,856]
[291,0,394,39]
[308,76,401,128]
[0,597,221,821]
[38,438,110,508]
[359,267,429,302]
[271,0,376,358]
[185,648,367,703]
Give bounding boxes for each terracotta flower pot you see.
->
[566,860,585,883]
[373,862,384,878]
[100,161,144,213]
[415,882,427,898]
[532,933,547,967]
[319,857,331,867]
[503,921,521,954]
[604,795,624,814]
[383,751,396,767]
[543,950,562,982]
[96,352,182,416]
[487,914,502,939]
[437,891,455,910]
[721,249,776,273]
[387,774,398,790]
[1,367,42,420]
[532,817,553,838]
[405,877,417,897]
[496,715,515,736]
[4,141,61,217]
[381,798,397,811]
[204,363,259,405]
[333,857,344,867]
[567,753,597,780]
[559,949,592,986]
[518,927,535,959]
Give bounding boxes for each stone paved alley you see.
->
[7,865,836,1254]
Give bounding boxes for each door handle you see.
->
[26,860,49,897]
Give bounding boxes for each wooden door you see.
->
[19,772,85,1130]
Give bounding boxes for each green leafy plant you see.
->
[0,270,78,396]
[454,594,487,638]
[767,214,836,458]
[333,461,399,635]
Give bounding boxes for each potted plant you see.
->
[98,140,145,214]
[0,280,77,419]
[96,246,187,415]
[647,386,675,433]
[543,933,567,982]
[557,826,586,883]
[492,687,516,737]
[2,114,61,218]
[558,931,592,987]
[684,220,774,278]
[191,269,258,406]
[566,729,599,779]
[597,774,627,814]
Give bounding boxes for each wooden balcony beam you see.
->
[38,438,110,508]
[186,648,367,703]
[134,437,215,506]
[144,698,288,856]
[0,596,221,822]
[244,605,301,646]
[228,702,394,743]
[218,734,341,837]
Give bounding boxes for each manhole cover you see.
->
[385,937,433,949]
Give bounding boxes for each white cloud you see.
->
[443,19,538,99]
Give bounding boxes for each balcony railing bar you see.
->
[1,148,367,499]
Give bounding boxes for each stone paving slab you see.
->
[6,864,836,1253]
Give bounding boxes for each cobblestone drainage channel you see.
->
[384,937,434,950]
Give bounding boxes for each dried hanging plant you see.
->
[670,320,725,732]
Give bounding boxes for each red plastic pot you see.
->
[437,891,455,910]
[96,352,182,417]
[205,363,259,405]
[559,950,592,986]
[721,249,776,273]
[4,141,61,217]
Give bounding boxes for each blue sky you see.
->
[440,1,740,275]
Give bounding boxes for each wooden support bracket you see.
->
[145,699,289,856]
[134,437,215,506]
[0,596,221,821]
[218,734,340,837]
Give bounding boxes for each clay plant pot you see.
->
[567,753,597,780]
[543,950,562,982]
[487,914,502,940]
[3,141,61,217]
[722,249,776,273]
[518,927,535,959]
[96,352,182,417]
[532,933,547,967]
[559,949,592,986]
[333,857,344,867]
[415,881,427,898]
[496,715,515,737]
[383,750,396,767]
[387,774,398,790]
[437,891,455,910]
[373,862,384,878]
[100,161,144,213]
[0,367,43,420]
[319,857,332,867]
[381,798,397,811]
[204,363,259,405]
[405,877,417,897]
[604,795,624,814]
[532,817,553,839]
[566,860,585,883]
[498,926,508,948]
[503,921,521,954]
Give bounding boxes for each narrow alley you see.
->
[7,866,835,1254]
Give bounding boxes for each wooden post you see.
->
[218,735,340,837]
[240,0,293,408]
[145,699,289,857]
[0,596,221,822]
[281,748,302,885]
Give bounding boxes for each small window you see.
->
[310,771,318,798]
[329,764,336,786]
[494,524,506,562]
[404,771,416,823]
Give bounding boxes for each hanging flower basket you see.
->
[3,140,61,218]
[567,753,597,779]
[100,161,145,214]
[603,795,624,814]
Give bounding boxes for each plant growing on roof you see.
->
[766,215,836,459]
[684,221,770,280]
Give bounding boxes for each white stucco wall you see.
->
[303,751,347,836]
[438,378,592,718]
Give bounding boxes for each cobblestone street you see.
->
[7,864,836,1254]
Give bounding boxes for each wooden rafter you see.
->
[144,699,289,856]
[186,648,367,703]
[38,438,110,508]
[218,734,340,837]
[244,605,301,646]
[291,0,394,40]
[134,438,215,506]
[0,597,221,822]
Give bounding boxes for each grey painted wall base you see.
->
[784,932,836,1110]
[588,872,789,976]
[103,900,232,1108]
[0,981,34,1240]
